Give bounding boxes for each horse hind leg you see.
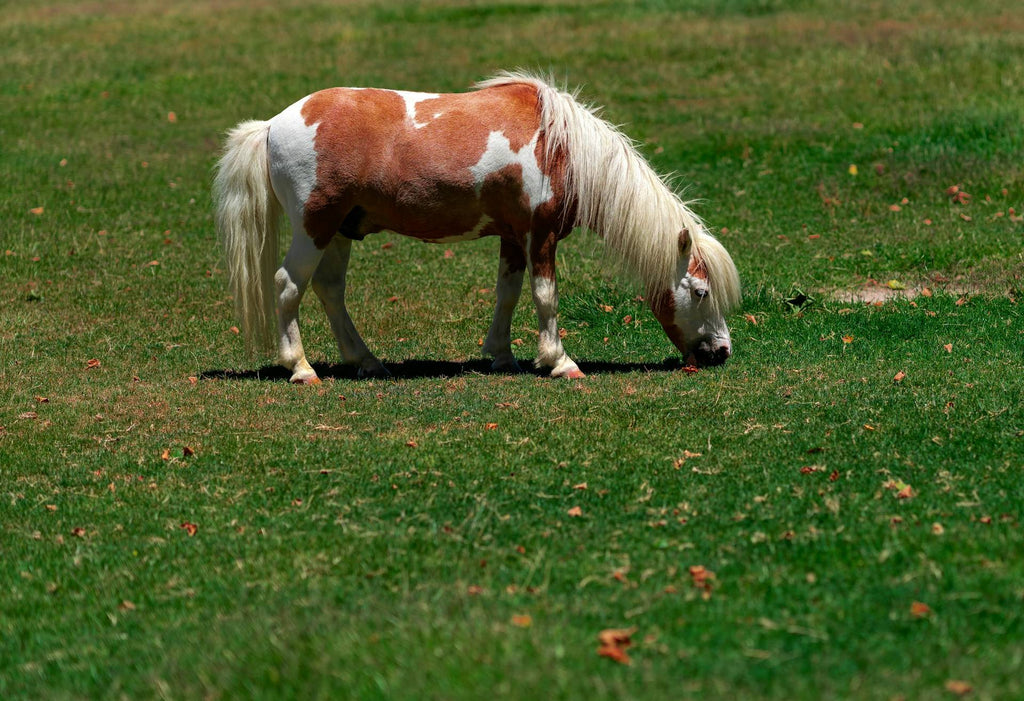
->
[311,236,389,378]
[482,239,526,373]
[275,227,324,384]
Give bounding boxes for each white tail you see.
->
[213,120,281,352]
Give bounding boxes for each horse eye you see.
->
[694,288,709,299]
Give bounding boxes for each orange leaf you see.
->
[842,335,854,344]
[161,448,171,460]
[443,249,454,259]
[484,422,498,430]
[598,304,614,312]
[567,506,583,517]
[405,440,418,448]
[30,206,44,215]
[572,482,588,490]
[944,680,972,696]
[71,527,86,538]
[743,313,758,325]
[893,370,906,383]
[180,522,197,536]
[597,627,636,666]
[86,358,101,369]
[943,343,953,353]
[182,446,195,457]
[167,111,177,123]
[510,614,532,628]
[910,601,932,618]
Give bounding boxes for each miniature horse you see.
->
[214,72,740,382]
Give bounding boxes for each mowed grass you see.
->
[2,1,1022,699]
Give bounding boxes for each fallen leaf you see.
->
[889,204,902,212]
[842,335,854,344]
[598,304,614,312]
[944,680,972,696]
[622,315,633,324]
[86,358,101,369]
[829,470,840,482]
[161,448,171,460]
[467,585,483,595]
[405,440,418,448]
[689,565,715,595]
[896,484,915,499]
[911,601,932,618]
[848,164,858,176]
[597,627,637,665]
[572,482,588,490]
[19,411,38,420]
[567,506,583,517]
[484,422,498,430]
[35,396,49,403]
[921,287,933,297]
[167,111,177,123]
[743,313,758,325]
[119,600,136,611]
[71,527,86,538]
[800,465,824,474]
[229,326,240,334]
[182,446,195,457]
[30,206,45,215]
[932,522,945,535]
[943,343,953,353]
[893,370,906,383]
[180,522,198,536]
[511,614,532,628]
[887,279,905,290]
[443,249,454,259]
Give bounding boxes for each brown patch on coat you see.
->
[299,82,567,250]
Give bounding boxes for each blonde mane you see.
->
[475,71,740,315]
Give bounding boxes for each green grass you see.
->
[1,1,1022,699]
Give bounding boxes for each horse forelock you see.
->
[691,229,741,316]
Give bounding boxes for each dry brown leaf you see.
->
[893,370,906,383]
[86,358,101,369]
[944,680,972,696]
[30,206,44,215]
[911,601,932,618]
[567,506,583,517]
[180,522,198,537]
[572,482,588,490]
[597,627,637,665]
[484,422,498,430]
[510,614,532,628]
[71,527,85,538]
[182,446,195,457]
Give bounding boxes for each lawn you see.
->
[1,1,1021,699]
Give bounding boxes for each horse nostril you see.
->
[694,343,731,367]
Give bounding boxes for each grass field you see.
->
[2,0,1022,698]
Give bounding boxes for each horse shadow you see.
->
[200,357,690,382]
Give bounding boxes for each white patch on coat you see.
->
[469,130,553,211]
[267,95,320,213]
[392,90,441,129]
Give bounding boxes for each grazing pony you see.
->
[214,72,740,382]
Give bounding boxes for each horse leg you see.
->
[482,238,526,372]
[275,228,324,384]
[527,233,585,379]
[311,236,389,378]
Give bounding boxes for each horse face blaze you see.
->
[651,270,732,368]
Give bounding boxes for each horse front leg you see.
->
[482,238,526,372]
[311,236,388,378]
[527,232,584,379]
[276,229,324,384]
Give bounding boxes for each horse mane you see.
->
[475,71,740,315]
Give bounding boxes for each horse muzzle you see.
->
[688,339,731,367]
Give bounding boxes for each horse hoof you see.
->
[358,364,391,379]
[290,374,321,385]
[491,358,523,374]
[565,368,586,379]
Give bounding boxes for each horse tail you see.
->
[213,119,281,353]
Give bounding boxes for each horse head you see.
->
[650,229,740,367]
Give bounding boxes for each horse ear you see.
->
[678,229,692,258]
